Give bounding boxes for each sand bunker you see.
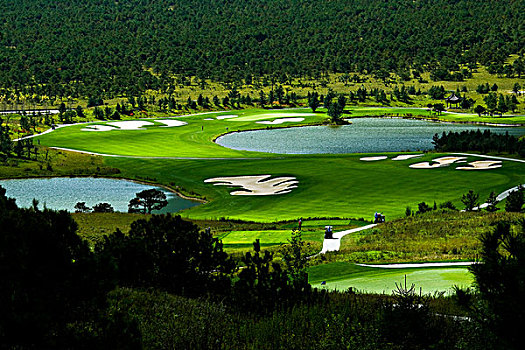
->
[216,115,239,120]
[256,117,305,125]
[204,118,214,121]
[229,113,316,122]
[204,175,298,196]
[107,121,154,130]
[155,119,187,127]
[410,156,466,169]
[81,125,116,132]
[456,160,502,170]
[392,154,423,161]
[360,156,388,161]
[255,113,315,118]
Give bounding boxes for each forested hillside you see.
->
[0,0,523,98]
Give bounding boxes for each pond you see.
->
[0,177,199,213]
[216,118,525,154]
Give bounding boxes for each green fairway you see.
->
[34,107,525,159]
[35,109,325,158]
[26,108,525,222]
[104,153,525,221]
[308,262,473,294]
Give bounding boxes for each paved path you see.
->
[451,153,525,210]
[356,262,475,269]
[451,152,525,164]
[320,224,377,254]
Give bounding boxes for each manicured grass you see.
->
[219,224,335,252]
[34,107,525,160]
[308,262,473,295]
[104,153,525,222]
[11,109,525,224]
[35,109,326,158]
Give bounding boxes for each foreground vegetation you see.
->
[2,188,524,349]
[335,211,525,262]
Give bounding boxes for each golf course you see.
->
[7,107,525,293]
[33,108,525,222]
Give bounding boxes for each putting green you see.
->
[308,262,473,294]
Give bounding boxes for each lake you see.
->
[0,177,199,213]
[216,118,525,154]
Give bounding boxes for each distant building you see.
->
[445,93,461,108]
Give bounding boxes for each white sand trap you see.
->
[204,118,214,121]
[81,125,116,132]
[392,154,423,161]
[360,156,388,161]
[456,160,502,170]
[410,156,466,169]
[216,115,239,120]
[229,113,316,122]
[204,175,298,196]
[256,117,305,125]
[155,119,188,127]
[107,121,154,130]
[257,113,315,118]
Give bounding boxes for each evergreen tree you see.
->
[461,190,479,211]
[505,186,524,212]
[485,191,499,212]
[308,91,320,112]
[469,221,525,349]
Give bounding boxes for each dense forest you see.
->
[0,0,524,99]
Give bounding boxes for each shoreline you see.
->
[0,174,207,206]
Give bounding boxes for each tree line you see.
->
[0,0,523,99]
[432,129,525,156]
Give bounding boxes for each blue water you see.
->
[0,177,199,213]
[216,118,525,154]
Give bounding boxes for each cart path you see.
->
[451,152,525,164]
[320,224,377,254]
[356,262,475,269]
